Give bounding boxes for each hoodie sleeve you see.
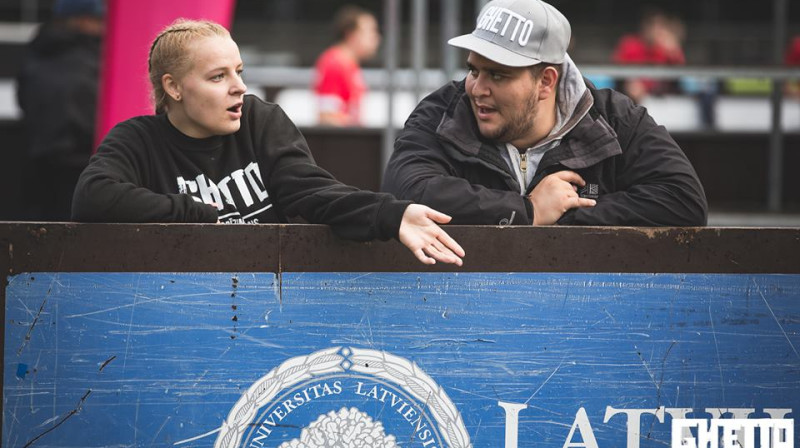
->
[71,120,218,223]
[251,99,410,241]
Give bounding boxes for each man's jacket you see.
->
[382,79,708,226]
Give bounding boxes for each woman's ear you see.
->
[162,74,182,102]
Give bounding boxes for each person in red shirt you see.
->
[786,37,800,66]
[786,37,800,97]
[313,5,381,126]
[612,9,685,103]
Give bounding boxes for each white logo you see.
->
[177,161,272,223]
[672,418,794,448]
[476,6,535,46]
[214,347,472,448]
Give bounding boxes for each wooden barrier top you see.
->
[1,222,798,275]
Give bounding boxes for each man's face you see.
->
[465,52,541,148]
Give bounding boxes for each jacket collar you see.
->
[433,87,516,187]
[437,90,483,156]
[542,101,622,171]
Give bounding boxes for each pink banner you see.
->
[95,0,236,148]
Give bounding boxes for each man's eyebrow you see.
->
[488,66,511,74]
[467,61,510,74]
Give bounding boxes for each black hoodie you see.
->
[72,95,409,242]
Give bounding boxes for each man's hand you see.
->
[399,204,465,266]
[529,171,597,225]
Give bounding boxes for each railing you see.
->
[243,64,800,213]
[243,65,800,90]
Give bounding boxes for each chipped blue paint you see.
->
[14,364,26,380]
[3,272,799,447]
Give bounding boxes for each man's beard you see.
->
[483,93,539,146]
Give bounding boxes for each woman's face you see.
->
[167,35,247,138]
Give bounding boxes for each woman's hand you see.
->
[398,204,465,266]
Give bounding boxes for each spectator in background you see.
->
[612,8,685,104]
[786,37,800,97]
[313,5,380,126]
[16,0,104,221]
[787,37,800,65]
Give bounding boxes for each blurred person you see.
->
[16,0,105,220]
[612,8,685,104]
[382,0,707,227]
[313,5,380,126]
[786,36,800,97]
[787,37,800,65]
[72,19,464,267]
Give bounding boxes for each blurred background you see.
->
[0,0,798,225]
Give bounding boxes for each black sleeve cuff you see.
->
[523,198,534,225]
[379,199,413,241]
[191,202,219,223]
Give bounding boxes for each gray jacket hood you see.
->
[544,54,594,148]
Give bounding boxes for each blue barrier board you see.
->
[3,273,799,447]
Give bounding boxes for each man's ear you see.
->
[162,74,182,102]
[538,66,559,100]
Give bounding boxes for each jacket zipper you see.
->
[520,152,527,175]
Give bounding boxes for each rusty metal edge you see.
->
[279,225,800,274]
[0,222,798,274]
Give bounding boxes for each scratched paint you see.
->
[3,272,799,447]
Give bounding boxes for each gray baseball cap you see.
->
[448,0,571,67]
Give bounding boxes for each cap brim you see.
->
[448,34,541,67]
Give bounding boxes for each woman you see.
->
[72,19,464,266]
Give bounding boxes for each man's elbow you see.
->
[671,196,708,226]
[689,200,709,226]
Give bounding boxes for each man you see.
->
[16,0,104,220]
[313,5,381,126]
[382,0,707,226]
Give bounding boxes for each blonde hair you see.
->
[148,18,230,114]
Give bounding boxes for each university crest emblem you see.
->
[215,347,472,448]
